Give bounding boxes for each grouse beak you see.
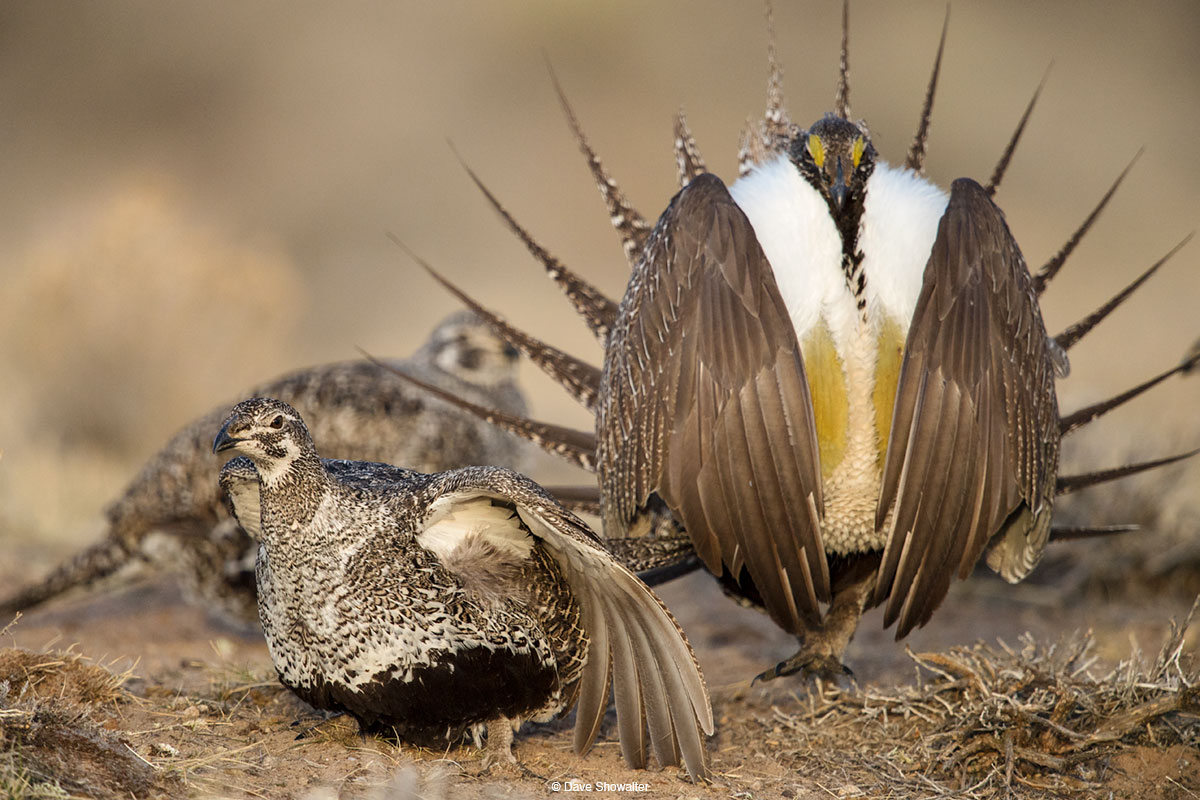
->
[212,420,243,454]
[830,159,849,213]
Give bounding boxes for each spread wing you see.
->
[426,466,713,781]
[873,178,1060,637]
[598,172,828,634]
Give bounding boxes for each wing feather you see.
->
[571,583,611,756]
[874,178,1059,636]
[599,173,827,633]
[603,591,647,769]
[427,468,711,780]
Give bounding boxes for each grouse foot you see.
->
[291,710,350,740]
[753,567,875,685]
[754,645,854,684]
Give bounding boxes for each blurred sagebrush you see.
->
[0,176,306,548]
[0,177,305,452]
[1048,419,1200,601]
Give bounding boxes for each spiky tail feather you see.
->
[1033,151,1141,293]
[452,152,618,341]
[986,66,1050,197]
[361,350,598,472]
[1054,234,1192,351]
[1060,353,1200,436]
[904,6,949,173]
[1056,450,1200,496]
[391,235,602,412]
[547,64,651,266]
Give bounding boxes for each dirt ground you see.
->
[2,557,1199,799]
[1,2,1199,798]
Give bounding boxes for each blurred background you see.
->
[0,1,1197,560]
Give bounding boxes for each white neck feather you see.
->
[860,162,949,327]
[729,154,843,340]
[728,155,949,348]
[255,438,303,488]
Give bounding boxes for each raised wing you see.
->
[598,172,828,633]
[425,466,712,781]
[873,178,1059,636]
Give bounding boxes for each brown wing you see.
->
[873,178,1060,637]
[598,172,829,633]
[425,467,712,781]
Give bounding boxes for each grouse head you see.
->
[790,113,876,220]
[213,397,316,483]
[418,310,521,390]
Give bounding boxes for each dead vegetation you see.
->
[2,600,1199,798]
[0,643,180,800]
[725,603,1200,799]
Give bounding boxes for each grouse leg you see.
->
[481,717,518,769]
[754,569,876,684]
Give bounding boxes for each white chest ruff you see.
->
[729,156,949,553]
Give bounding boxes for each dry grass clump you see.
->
[758,603,1200,798]
[0,646,178,800]
[0,749,71,800]
[0,648,130,711]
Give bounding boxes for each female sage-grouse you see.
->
[212,397,712,778]
[0,310,531,626]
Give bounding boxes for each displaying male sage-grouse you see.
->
[212,397,712,778]
[392,6,1198,682]
[1,311,533,626]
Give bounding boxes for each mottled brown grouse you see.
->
[2,311,532,625]
[213,397,712,778]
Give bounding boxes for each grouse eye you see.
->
[458,348,483,370]
[269,415,284,429]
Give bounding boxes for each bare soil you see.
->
[2,560,1198,799]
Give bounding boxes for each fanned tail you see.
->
[0,537,134,617]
